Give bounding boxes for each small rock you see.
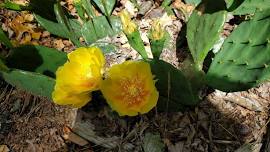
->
[147,8,165,19]
[42,31,50,38]
[138,1,153,16]
[236,124,251,136]
[54,39,65,50]
[10,99,21,113]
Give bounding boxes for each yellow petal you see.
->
[101,60,159,116]
[52,47,105,108]
[52,86,91,108]
[119,10,137,35]
[68,47,105,68]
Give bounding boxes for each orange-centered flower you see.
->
[52,47,105,108]
[100,61,159,116]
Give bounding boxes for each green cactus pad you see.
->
[0,27,13,48]
[0,59,8,72]
[126,29,148,59]
[149,60,200,112]
[6,45,67,78]
[1,69,55,99]
[206,9,270,92]
[81,16,122,45]
[232,0,270,15]
[187,10,227,70]
[149,37,166,59]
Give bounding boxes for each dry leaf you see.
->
[24,14,34,22]
[168,142,184,152]
[54,39,65,50]
[31,32,42,40]
[9,12,41,45]
[173,0,194,13]
[0,145,9,152]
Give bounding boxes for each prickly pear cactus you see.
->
[187,10,227,70]
[1,69,55,98]
[149,60,200,112]
[206,9,270,92]
[231,0,270,15]
[6,45,67,78]
[0,59,8,71]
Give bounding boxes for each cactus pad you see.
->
[1,69,55,99]
[232,0,270,15]
[187,10,227,70]
[206,9,270,92]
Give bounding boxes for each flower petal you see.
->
[52,47,105,108]
[101,60,159,116]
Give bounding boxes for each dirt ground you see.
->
[1,0,270,152]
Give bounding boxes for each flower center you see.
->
[128,85,140,96]
[119,75,149,106]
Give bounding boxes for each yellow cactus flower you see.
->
[100,61,159,116]
[119,10,137,35]
[52,47,105,108]
[150,20,165,40]
[52,86,91,108]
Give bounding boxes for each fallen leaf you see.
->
[8,12,41,45]
[31,32,42,40]
[143,133,165,152]
[0,145,9,152]
[24,14,34,22]
[168,141,184,152]
[234,143,262,152]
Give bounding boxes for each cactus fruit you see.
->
[206,9,270,92]
[187,10,227,70]
[148,20,167,59]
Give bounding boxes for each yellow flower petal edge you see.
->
[52,86,91,108]
[52,47,105,108]
[119,10,137,35]
[100,60,159,116]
